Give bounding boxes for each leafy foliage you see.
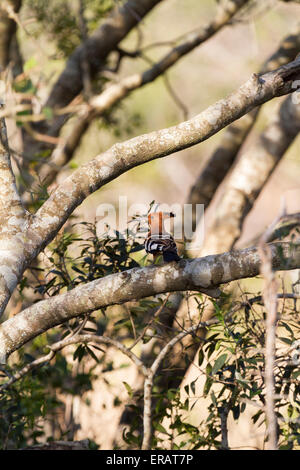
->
[0,370,60,449]
[0,220,147,448]
[25,0,115,57]
[129,297,299,450]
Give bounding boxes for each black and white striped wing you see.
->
[145,234,180,262]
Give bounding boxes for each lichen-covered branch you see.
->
[0,241,299,363]
[0,106,28,316]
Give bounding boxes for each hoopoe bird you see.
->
[145,212,180,263]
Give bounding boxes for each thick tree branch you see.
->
[0,106,27,315]
[0,241,299,363]
[0,0,21,71]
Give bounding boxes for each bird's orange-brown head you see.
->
[148,212,175,234]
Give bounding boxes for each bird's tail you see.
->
[162,251,181,262]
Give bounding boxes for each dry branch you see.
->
[46,0,163,110]
[141,321,215,450]
[0,323,215,449]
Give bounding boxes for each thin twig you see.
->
[141,319,216,450]
[128,293,171,350]
[0,350,55,391]
[1,1,49,60]
[0,333,148,391]
[219,405,229,450]
[163,74,189,120]
[258,208,287,450]
[78,0,92,100]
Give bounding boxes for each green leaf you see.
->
[204,377,213,398]
[211,354,228,375]
[198,349,204,366]
[24,57,37,72]
[190,379,197,395]
[73,344,86,362]
[279,337,293,346]
[42,106,53,120]
[279,444,293,450]
[182,398,189,411]
[167,389,176,401]
[235,371,250,386]
[86,346,99,363]
[292,369,300,380]
[154,422,169,435]
[122,381,133,398]
[280,321,294,336]
[210,391,217,407]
